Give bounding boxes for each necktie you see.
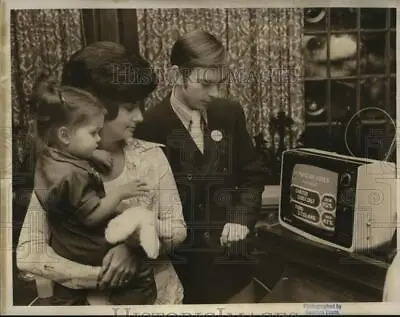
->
[190,110,204,154]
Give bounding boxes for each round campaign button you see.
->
[211,129,223,142]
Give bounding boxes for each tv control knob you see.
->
[340,173,352,186]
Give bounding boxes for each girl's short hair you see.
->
[61,41,158,121]
[32,75,105,146]
[170,30,226,74]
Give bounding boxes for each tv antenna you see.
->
[344,107,396,162]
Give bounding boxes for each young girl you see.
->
[32,77,157,305]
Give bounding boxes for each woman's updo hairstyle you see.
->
[61,41,158,121]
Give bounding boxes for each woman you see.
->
[16,42,186,305]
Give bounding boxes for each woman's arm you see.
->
[155,149,187,254]
[16,192,100,289]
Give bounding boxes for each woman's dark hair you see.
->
[61,41,158,120]
[32,74,105,146]
[170,30,226,76]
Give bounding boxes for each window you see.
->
[302,8,396,162]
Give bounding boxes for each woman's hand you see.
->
[91,149,113,174]
[98,243,138,289]
[119,179,150,200]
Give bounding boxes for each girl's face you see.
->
[67,114,104,159]
[101,103,144,143]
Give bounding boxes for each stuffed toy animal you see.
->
[105,205,160,259]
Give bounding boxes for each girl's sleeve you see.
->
[155,148,187,253]
[60,171,104,222]
[35,170,104,224]
[16,192,101,289]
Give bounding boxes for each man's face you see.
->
[180,67,226,110]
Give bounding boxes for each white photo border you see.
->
[1,0,399,315]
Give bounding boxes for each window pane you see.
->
[360,124,385,160]
[305,80,357,123]
[361,8,386,29]
[360,123,395,161]
[303,35,328,78]
[360,77,386,110]
[360,32,386,75]
[304,8,326,31]
[303,33,363,79]
[331,80,356,121]
[390,8,396,28]
[305,81,327,122]
[328,33,358,78]
[390,77,396,118]
[390,31,396,73]
[346,112,391,160]
[344,111,362,157]
[302,126,333,151]
[330,8,357,30]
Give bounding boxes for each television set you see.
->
[279,148,397,253]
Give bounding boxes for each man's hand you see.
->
[220,223,249,247]
[98,243,138,289]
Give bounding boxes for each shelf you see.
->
[304,28,396,35]
[304,74,396,81]
[306,119,390,127]
[255,223,392,300]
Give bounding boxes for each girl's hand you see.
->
[98,243,138,289]
[91,150,113,173]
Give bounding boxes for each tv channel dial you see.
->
[340,172,352,186]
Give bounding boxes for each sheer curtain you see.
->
[137,8,304,150]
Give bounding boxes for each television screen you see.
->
[290,164,339,233]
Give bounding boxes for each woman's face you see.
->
[101,102,143,143]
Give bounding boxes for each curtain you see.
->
[11,9,83,227]
[81,9,139,53]
[137,8,304,150]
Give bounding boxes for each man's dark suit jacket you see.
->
[134,95,268,304]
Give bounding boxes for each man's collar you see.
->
[170,86,208,130]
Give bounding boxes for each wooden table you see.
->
[254,211,395,303]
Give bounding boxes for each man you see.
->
[134,30,268,304]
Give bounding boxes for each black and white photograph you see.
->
[1,0,399,315]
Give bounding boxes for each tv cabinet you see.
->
[254,209,395,302]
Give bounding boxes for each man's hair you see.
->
[170,30,226,75]
[61,41,158,120]
[32,74,105,146]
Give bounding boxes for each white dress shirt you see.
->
[170,88,207,154]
